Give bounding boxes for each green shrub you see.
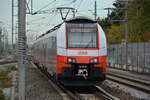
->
[8,50,12,55]
[8,66,17,71]
[0,89,6,100]
[11,66,17,71]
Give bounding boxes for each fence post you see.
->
[117,45,118,69]
[121,45,122,69]
[137,43,139,73]
[136,43,138,72]
[132,43,134,72]
[144,42,145,73]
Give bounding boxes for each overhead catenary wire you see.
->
[36,0,75,12]
[33,0,76,15]
[102,0,116,9]
[57,0,76,8]
[27,0,31,5]
[35,0,56,13]
[27,17,46,24]
[76,0,84,9]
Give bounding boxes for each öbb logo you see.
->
[78,51,88,55]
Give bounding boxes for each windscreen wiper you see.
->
[84,39,93,48]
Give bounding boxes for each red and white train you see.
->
[32,17,107,86]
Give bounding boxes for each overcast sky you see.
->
[0,0,115,43]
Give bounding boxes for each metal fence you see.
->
[107,42,150,74]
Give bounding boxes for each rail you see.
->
[0,61,17,65]
[107,72,150,93]
[95,85,119,100]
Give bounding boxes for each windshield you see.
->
[67,23,97,48]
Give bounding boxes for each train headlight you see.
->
[90,58,98,64]
[68,58,72,63]
[72,58,76,63]
[67,57,76,63]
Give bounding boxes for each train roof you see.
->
[37,24,62,39]
[65,16,96,23]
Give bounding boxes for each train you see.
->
[31,17,107,86]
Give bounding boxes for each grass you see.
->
[0,89,6,100]
[0,65,17,100]
[0,68,12,88]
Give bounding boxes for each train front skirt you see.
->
[57,64,106,86]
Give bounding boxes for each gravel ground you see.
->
[25,62,63,100]
[101,80,150,100]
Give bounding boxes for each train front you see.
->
[57,17,107,86]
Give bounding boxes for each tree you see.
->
[128,0,150,42]
[100,0,150,44]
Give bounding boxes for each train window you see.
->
[51,36,56,48]
[67,23,97,48]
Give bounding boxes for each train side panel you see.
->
[32,30,57,75]
[57,23,67,75]
[46,36,57,75]
[97,24,107,74]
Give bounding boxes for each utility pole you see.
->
[94,0,97,20]
[0,28,2,54]
[125,0,129,70]
[18,0,26,100]
[15,22,18,49]
[12,0,14,49]
[5,30,8,53]
[31,0,33,14]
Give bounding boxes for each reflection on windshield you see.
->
[67,23,97,48]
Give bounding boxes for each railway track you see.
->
[107,72,150,93]
[0,61,17,65]
[30,61,119,100]
[73,86,119,100]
